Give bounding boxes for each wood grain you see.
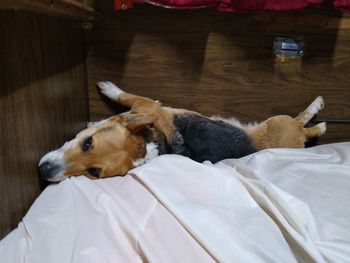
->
[0,10,88,238]
[0,0,97,20]
[87,3,350,144]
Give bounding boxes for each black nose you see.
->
[38,161,60,180]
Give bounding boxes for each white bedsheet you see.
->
[1,143,350,263]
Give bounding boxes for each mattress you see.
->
[1,142,350,263]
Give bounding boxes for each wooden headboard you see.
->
[87,2,350,144]
[0,11,88,238]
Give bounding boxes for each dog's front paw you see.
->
[97,81,124,101]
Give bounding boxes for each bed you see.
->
[1,142,350,263]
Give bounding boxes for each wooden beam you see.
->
[0,0,98,20]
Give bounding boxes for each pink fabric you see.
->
[334,0,350,9]
[133,0,350,11]
[218,0,323,12]
[135,0,217,9]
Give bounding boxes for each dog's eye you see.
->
[82,136,93,152]
[87,167,100,178]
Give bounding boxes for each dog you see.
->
[38,81,326,182]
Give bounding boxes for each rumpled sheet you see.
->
[1,143,350,262]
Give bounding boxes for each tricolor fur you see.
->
[39,81,326,182]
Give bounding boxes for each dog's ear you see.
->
[122,113,157,131]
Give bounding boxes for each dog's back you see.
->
[172,113,256,162]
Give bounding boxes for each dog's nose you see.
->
[38,161,60,180]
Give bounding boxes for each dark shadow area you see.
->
[91,3,209,82]
[0,10,85,95]
[0,10,88,238]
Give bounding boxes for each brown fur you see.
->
[63,116,148,179]
[249,116,307,150]
[117,91,324,152]
[39,83,325,181]
[119,93,176,141]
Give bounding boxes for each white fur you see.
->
[87,118,109,128]
[133,142,159,167]
[38,149,66,182]
[97,81,124,101]
[38,140,75,182]
[299,96,325,124]
[38,149,64,167]
[317,122,327,135]
[306,96,325,115]
[210,115,259,131]
[39,139,74,166]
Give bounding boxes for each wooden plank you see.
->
[87,4,350,145]
[0,0,97,20]
[0,10,88,238]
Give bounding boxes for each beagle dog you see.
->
[38,81,326,182]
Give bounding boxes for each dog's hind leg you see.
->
[295,96,325,125]
[97,81,155,108]
[303,122,327,138]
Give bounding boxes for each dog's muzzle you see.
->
[38,148,67,182]
[38,161,65,182]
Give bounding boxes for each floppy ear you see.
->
[122,113,157,131]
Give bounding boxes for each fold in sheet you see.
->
[1,143,350,262]
[0,175,214,263]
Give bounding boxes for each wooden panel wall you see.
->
[87,2,350,144]
[0,11,88,238]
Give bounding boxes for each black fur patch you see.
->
[171,114,256,163]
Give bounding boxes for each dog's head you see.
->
[38,113,158,182]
